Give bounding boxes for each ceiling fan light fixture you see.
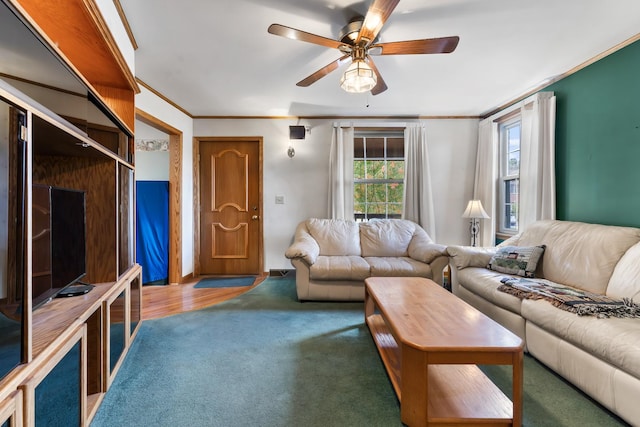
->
[268,0,459,96]
[340,60,377,93]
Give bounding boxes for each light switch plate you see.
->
[275,195,285,204]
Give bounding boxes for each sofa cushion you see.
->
[360,219,414,257]
[365,256,432,277]
[309,256,370,281]
[512,220,640,294]
[457,268,523,314]
[521,298,640,379]
[306,218,361,256]
[607,241,640,300]
[487,245,546,278]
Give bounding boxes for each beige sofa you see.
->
[285,218,448,301]
[448,220,640,425]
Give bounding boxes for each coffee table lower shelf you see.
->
[367,314,514,426]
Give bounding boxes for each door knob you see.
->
[252,215,259,220]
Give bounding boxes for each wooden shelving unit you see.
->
[0,0,141,425]
[0,390,23,426]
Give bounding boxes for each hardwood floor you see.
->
[142,274,268,320]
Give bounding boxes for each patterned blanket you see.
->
[498,277,640,318]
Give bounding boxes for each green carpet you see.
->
[91,278,628,427]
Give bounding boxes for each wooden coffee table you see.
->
[364,277,523,426]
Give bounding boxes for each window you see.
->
[353,131,404,222]
[499,118,520,234]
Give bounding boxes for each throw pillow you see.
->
[487,245,546,278]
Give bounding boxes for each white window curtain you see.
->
[519,92,556,230]
[473,91,556,246]
[327,124,354,219]
[402,124,436,239]
[475,118,499,247]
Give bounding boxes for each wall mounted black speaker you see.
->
[289,125,306,140]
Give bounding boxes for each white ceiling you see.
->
[119,0,640,118]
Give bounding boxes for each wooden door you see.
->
[199,139,262,275]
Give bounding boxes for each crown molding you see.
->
[112,0,138,50]
[136,78,193,118]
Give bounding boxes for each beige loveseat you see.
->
[285,218,448,301]
[448,220,640,425]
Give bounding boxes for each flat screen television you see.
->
[32,185,87,309]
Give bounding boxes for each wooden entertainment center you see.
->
[0,0,141,425]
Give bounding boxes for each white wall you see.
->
[135,86,194,278]
[135,120,170,181]
[424,119,479,245]
[136,119,169,140]
[135,151,170,181]
[194,117,479,271]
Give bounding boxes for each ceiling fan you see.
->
[267,0,459,95]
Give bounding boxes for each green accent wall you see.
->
[546,40,640,227]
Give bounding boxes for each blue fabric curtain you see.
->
[136,181,169,285]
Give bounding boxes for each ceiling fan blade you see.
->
[371,36,460,55]
[356,0,400,45]
[366,57,388,95]
[296,55,352,87]
[268,24,347,50]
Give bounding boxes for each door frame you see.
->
[193,136,264,276]
[135,109,182,284]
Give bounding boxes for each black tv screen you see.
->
[32,185,86,309]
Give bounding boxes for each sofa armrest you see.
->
[447,245,496,270]
[285,221,320,265]
[408,227,447,263]
[285,237,319,265]
[409,242,448,263]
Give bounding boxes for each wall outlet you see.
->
[275,195,285,204]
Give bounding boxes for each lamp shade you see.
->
[340,60,377,93]
[462,200,490,219]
